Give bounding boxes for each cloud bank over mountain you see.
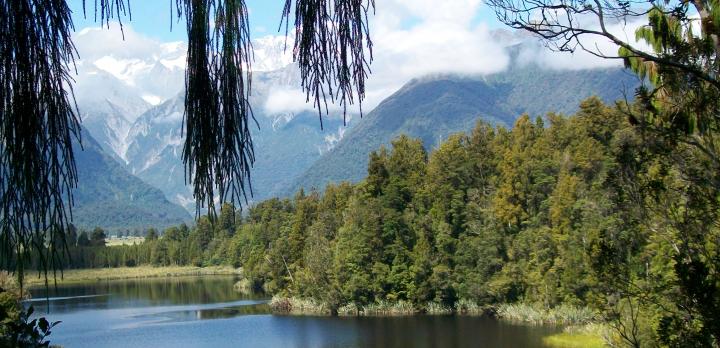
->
[70,4,647,117]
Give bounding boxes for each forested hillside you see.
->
[287,65,639,195]
[72,129,191,232]
[60,96,717,345]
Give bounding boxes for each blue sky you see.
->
[67,0,289,41]
[67,0,499,41]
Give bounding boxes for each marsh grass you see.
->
[496,303,597,325]
[362,300,417,316]
[269,297,600,327]
[425,302,453,315]
[271,298,419,316]
[542,320,610,347]
[454,299,488,316]
[233,278,253,295]
[0,271,28,299]
[269,296,332,315]
[337,303,360,316]
[23,266,240,287]
[543,333,606,348]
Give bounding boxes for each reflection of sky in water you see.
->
[27,276,560,348]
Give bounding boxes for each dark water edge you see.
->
[27,276,561,348]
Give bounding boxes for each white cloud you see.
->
[264,88,316,114]
[142,94,164,106]
[262,0,511,115]
[366,0,509,106]
[75,23,174,61]
[72,4,651,117]
[71,23,187,117]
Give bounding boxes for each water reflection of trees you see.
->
[30,276,263,313]
[192,304,270,320]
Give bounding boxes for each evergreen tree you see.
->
[195,216,214,250]
[145,228,158,241]
[90,227,106,247]
[66,224,78,248]
[77,231,90,247]
[217,203,237,238]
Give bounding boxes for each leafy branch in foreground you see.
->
[487,0,720,89]
[488,0,720,345]
[175,0,256,216]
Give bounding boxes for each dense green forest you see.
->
[43,96,718,346]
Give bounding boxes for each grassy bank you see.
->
[268,296,609,346]
[270,296,333,315]
[543,333,606,348]
[23,265,241,287]
[542,323,610,348]
[269,297,594,324]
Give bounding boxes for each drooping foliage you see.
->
[0,0,82,289]
[0,0,375,288]
[176,0,255,216]
[281,0,375,125]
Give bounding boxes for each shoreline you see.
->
[19,271,607,346]
[269,296,609,347]
[268,296,596,324]
[21,271,608,346]
[22,265,241,287]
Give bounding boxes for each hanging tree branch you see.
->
[0,0,82,288]
[176,0,375,215]
[487,0,720,89]
[175,0,256,217]
[281,0,375,128]
[0,0,376,286]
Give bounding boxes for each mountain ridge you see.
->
[285,66,641,194]
[72,128,192,233]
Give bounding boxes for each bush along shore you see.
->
[269,296,595,324]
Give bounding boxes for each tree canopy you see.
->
[488,0,720,345]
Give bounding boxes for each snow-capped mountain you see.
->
[73,26,187,109]
[71,26,352,211]
[252,35,294,72]
[73,69,151,161]
[124,96,190,207]
[121,64,353,211]
[71,26,186,160]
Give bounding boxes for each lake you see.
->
[28,276,559,347]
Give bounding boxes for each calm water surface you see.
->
[28,276,559,348]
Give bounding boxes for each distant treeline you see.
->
[16,96,719,346]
